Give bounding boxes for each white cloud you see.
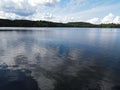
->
[113,16,120,24]
[0,11,22,20]
[0,0,35,16]
[101,13,115,24]
[43,13,55,20]
[28,0,60,6]
[0,0,120,23]
[87,18,101,24]
[50,2,119,23]
[87,13,120,24]
[0,0,60,17]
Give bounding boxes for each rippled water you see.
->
[0,28,120,90]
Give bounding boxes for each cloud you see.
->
[0,11,21,20]
[53,1,120,23]
[87,13,120,24]
[101,13,115,24]
[28,0,60,6]
[87,18,101,24]
[113,16,120,24]
[0,0,60,17]
[0,0,35,16]
[0,0,120,23]
[43,13,55,20]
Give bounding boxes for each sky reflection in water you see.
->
[0,28,120,90]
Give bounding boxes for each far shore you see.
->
[0,19,120,28]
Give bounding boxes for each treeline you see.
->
[0,19,120,28]
[100,23,120,28]
[0,19,65,27]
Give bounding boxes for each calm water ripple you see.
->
[0,28,120,90]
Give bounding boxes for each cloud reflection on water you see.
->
[0,28,120,90]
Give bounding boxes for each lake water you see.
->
[0,28,120,90]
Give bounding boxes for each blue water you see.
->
[0,28,120,90]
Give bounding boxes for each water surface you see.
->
[0,28,120,90]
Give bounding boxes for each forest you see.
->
[0,19,120,28]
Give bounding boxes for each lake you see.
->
[0,28,120,90]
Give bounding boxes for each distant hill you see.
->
[0,19,120,28]
[0,19,65,27]
[66,22,99,27]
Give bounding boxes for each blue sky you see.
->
[0,0,120,23]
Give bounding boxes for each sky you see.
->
[0,0,120,24]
